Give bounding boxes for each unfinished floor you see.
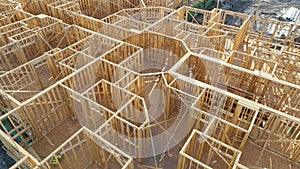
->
[0,0,300,169]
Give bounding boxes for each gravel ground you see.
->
[222,0,300,18]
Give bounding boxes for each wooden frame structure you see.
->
[178,129,242,169]
[0,0,300,169]
[36,127,134,169]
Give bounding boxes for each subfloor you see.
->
[138,141,185,169]
[29,117,81,160]
[240,142,300,169]
[85,161,121,169]
[58,142,122,169]
[85,162,100,169]
[136,140,300,169]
